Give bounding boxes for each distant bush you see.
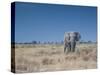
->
[42,58,54,65]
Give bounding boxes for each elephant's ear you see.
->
[75,32,81,41]
[64,32,70,41]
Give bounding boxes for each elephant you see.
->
[64,32,81,53]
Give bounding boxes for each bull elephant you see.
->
[64,32,81,53]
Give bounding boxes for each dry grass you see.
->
[12,44,97,73]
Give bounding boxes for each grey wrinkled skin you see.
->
[64,32,81,53]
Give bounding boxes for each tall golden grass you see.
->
[12,43,97,73]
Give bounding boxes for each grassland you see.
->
[12,43,97,73]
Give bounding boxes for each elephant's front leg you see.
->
[64,43,71,53]
[71,41,76,52]
[67,42,71,52]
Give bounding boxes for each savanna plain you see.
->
[12,43,97,73]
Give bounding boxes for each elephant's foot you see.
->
[65,49,71,54]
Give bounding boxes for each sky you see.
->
[15,2,97,43]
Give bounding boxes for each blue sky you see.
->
[15,2,97,43]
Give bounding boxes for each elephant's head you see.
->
[69,32,81,42]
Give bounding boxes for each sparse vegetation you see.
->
[12,43,97,73]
